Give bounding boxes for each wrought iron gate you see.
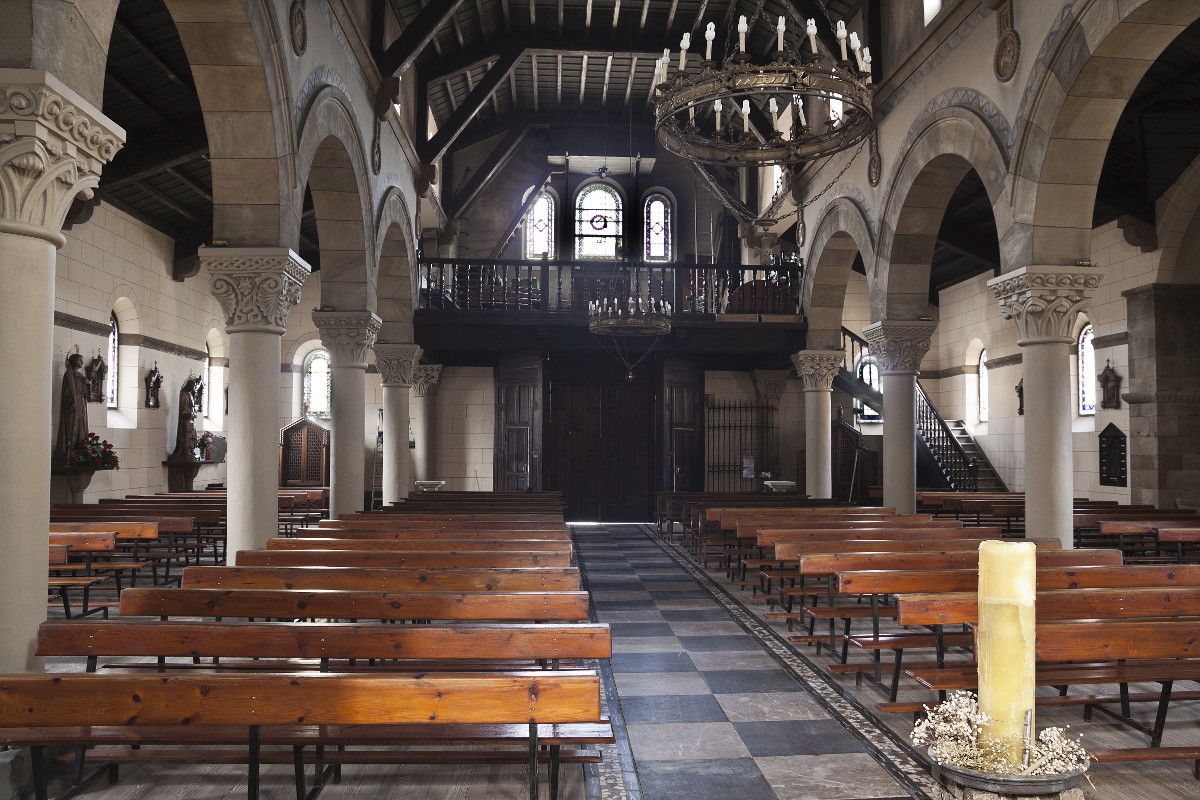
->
[704,400,777,491]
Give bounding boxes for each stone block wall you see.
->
[434,367,496,490]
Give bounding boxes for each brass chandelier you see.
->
[653,13,874,168]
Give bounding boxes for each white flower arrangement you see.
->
[912,691,1090,776]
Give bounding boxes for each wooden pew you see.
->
[119,588,592,622]
[265,537,573,553]
[297,527,571,540]
[0,671,607,800]
[233,549,573,569]
[181,566,582,592]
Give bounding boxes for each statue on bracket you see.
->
[84,350,107,403]
[144,362,164,409]
[54,350,90,462]
[1098,360,1122,410]
[170,376,204,461]
[1015,378,1024,416]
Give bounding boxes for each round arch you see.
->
[801,196,876,351]
[639,186,679,262]
[374,187,416,344]
[159,0,294,246]
[1154,151,1200,285]
[874,108,1010,321]
[295,84,377,313]
[1012,0,1200,267]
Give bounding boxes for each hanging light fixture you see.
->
[587,286,672,381]
[653,12,874,168]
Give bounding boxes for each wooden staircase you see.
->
[944,419,1007,491]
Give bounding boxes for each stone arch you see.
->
[203,325,227,360]
[802,196,876,351]
[1011,0,1200,267]
[158,0,294,246]
[874,107,1009,321]
[374,187,416,343]
[295,84,377,313]
[1154,151,1200,284]
[108,290,141,336]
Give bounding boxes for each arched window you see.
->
[643,193,671,261]
[978,350,989,422]
[1078,324,1096,416]
[106,312,119,409]
[524,190,555,258]
[575,183,622,259]
[855,355,881,422]
[303,349,332,419]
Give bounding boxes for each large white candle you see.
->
[738,15,748,52]
[836,21,848,61]
[679,33,690,72]
[806,19,818,54]
[742,100,750,133]
[714,99,722,131]
[769,97,779,132]
[777,16,786,51]
[705,22,716,61]
[977,540,1037,765]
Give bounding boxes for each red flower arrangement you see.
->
[67,433,120,470]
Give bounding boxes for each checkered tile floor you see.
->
[575,524,923,800]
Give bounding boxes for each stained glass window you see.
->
[855,355,881,422]
[978,350,989,422]
[524,190,555,258]
[303,349,332,419]
[643,194,671,261]
[576,183,622,259]
[1078,324,1095,416]
[203,344,211,417]
[107,312,118,408]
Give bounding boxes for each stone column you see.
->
[373,343,422,505]
[0,70,123,671]
[205,248,310,556]
[990,268,1099,548]
[862,321,936,514]
[314,311,382,518]
[412,365,444,481]
[791,352,842,499]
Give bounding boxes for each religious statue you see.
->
[85,351,107,404]
[54,353,90,462]
[144,363,164,409]
[170,376,204,461]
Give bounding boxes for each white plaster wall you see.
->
[435,367,495,490]
[50,203,228,500]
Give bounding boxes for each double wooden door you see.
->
[549,358,654,521]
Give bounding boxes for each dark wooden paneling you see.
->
[494,355,544,491]
[662,358,704,492]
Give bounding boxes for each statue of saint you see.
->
[55,353,90,462]
[171,376,203,460]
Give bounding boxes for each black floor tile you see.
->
[593,600,658,610]
[648,589,713,599]
[700,669,800,694]
[610,622,675,637]
[733,719,867,756]
[618,694,728,724]
[660,609,733,621]
[635,758,776,800]
[610,651,696,672]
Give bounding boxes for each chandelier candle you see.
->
[769,97,779,132]
[807,18,818,55]
[714,99,722,131]
[977,540,1036,764]
[679,33,689,72]
[705,23,715,61]
[738,15,748,52]
[777,16,786,51]
[850,32,863,70]
[742,100,751,134]
[836,21,848,61]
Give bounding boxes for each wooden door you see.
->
[549,357,654,521]
[662,359,704,491]
[494,355,544,491]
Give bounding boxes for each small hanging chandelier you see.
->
[653,13,874,168]
[587,287,672,381]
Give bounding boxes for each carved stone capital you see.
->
[987,267,1100,344]
[862,321,936,374]
[203,247,311,335]
[790,351,842,392]
[313,310,382,367]
[412,364,444,397]
[373,343,422,387]
[0,69,125,244]
[751,369,791,402]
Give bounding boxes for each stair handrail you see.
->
[914,381,973,490]
[840,326,871,374]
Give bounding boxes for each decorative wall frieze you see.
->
[203,247,311,335]
[987,267,1100,343]
[373,343,422,387]
[313,310,382,367]
[1122,391,1200,405]
[0,69,125,242]
[790,351,842,392]
[987,352,1022,369]
[412,364,444,397]
[861,321,936,374]
[750,369,792,402]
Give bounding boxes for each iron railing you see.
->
[915,381,973,490]
[705,400,778,492]
[417,258,804,316]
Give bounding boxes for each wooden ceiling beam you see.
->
[136,180,205,225]
[579,53,589,105]
[424,33,661,83]
[691,0,709,34]
[99,122,208,192]
[558,0,565,36]
[639,0,650,34]
[529,0,536,29]
[501,0,511,32]
[612,0,622,30]
[423,65,520,157]
[104,72,174,128]
[112,17,193,91]
[666,0,678,30]
[585,0,593,33]
[474,0,489,44]
[601,54,613,105]
[449,124,540,220]
[451,10,466,49]
[450,109,655,152]
[532,54,540,112]
[165,167,212,204]
[376,0,467,76]
[556,54,563,107]
[623,55,638,107]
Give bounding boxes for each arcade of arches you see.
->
[2,0,1200,798]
